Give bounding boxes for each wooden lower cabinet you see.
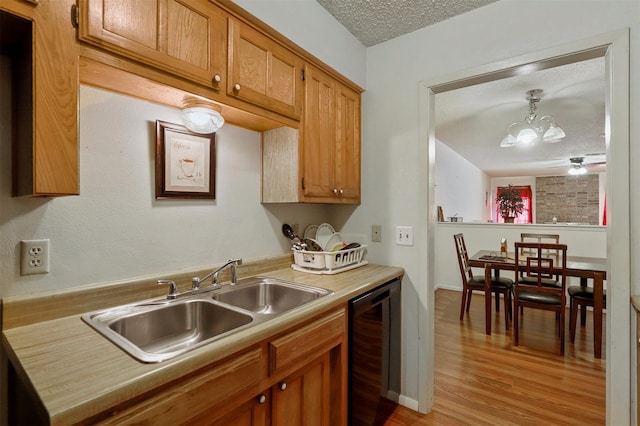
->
[210,391,270,426]
[272,352,332,426]
[216,308,347,426]
[95,348,264,425]
[215,344,337,426]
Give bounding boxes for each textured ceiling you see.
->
[316,0,497,47]
[435,56,606,177]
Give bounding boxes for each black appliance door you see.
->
[349,278,401,425]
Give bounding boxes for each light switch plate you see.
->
[395,226,414,246]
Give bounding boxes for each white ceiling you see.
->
[435,57,606,177]
[316,0,607,178]
[316,0,497,47]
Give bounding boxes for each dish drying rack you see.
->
[291,245,368,275]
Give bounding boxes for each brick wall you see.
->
[535,175,600,224]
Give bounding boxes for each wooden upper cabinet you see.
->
[334,84,361,201]
[302,65,360,204]
[261,66,361,205]
[227,17,303,120]
[78,0,227,89]
[2,0,79,196]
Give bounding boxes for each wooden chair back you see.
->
[520,233,560,256]
[514,242,567,293]
[453,233,473,284]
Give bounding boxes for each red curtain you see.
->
[496,185,533,224]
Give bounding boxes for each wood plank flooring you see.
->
[382,289,605,425]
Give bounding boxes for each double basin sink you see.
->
[82,277,332,363]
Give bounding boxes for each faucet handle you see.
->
[158,279,179,299]
[191,277,201,290]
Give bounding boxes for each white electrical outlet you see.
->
[395,226,414,246]
[20,239,50,275]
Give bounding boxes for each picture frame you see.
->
[155,120,216,199]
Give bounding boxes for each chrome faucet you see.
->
[192,258,243,290]
[158,279,179,299]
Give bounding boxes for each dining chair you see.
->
[514,242,568,354]
[453,233,513,333]
[569,275,607,348]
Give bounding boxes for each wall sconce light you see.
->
[181,98,224,134]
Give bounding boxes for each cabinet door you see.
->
[334,83,361,203]
[227,17,303,120]
[301,65,361,204]
[302,65,336,200]
[212,391,269,426]
[4,0,79,196]
[79,0,226,89]
[98,348,263,425]
[272,353,331,426]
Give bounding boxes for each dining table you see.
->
[469,250,607,358]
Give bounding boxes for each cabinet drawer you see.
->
[97,347,262,425]
[268,309,345,376]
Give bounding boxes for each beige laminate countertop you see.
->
[3,262,404,425]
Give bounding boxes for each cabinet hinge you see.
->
[70,4,79,29]
[302,177,306,190]
[301,69,305,81]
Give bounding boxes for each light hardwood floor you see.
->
[383,288,606,425]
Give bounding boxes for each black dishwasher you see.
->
[349,277,401,425]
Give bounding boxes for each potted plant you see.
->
[496,184,525,223]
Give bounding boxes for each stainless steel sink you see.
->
[82,276,332,363]
[213,277,332,314]
[82,299,253,363]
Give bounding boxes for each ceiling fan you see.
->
[543,153,606,175]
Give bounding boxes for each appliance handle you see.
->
[371,290,390,306]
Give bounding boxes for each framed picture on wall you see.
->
[155,120,216,199]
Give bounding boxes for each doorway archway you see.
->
[418,29,629,423]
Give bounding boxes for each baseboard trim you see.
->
[397,394,420,411]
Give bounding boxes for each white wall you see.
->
[435,140,491,223]
[0,86,330,297]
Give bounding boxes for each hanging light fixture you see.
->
[500,89,566,147]
[567,157,587,175]
[181,98,224,134]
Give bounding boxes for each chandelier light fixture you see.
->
[181,98,225,134]
[500,89,566,147]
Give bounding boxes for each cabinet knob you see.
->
[333,188,338,195]
[339,188,344,195]
[234,83,241,91]
[257,394,267,404]
[279,382,287,391]
[213,74,221,84]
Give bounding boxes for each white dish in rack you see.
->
[315,223,336,249]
